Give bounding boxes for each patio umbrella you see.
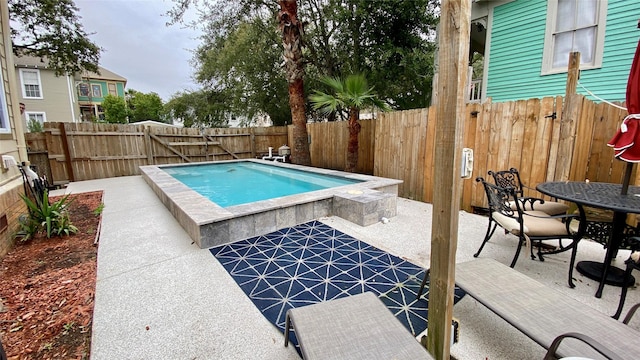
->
[607,35,640,195]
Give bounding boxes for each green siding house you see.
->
[76,68,127,121]
[471,0,640,103]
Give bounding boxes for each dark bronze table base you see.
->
[576,260,635,287]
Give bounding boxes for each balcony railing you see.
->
[468,79,482,103]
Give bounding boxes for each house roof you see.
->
[13,54,127,83]
[133,120,183,128]
[81,67,127,83]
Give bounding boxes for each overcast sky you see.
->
[75,0,202,101]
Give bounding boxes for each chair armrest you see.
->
[521,212,579,221]
[543,332,623,360]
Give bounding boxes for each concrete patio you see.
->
[54,176,640,359]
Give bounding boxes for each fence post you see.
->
[58,122,75,182]
[144,127,154,165]
[250,127,256,158]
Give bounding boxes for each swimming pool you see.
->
[140,159,402,248]
[162,162,362,207]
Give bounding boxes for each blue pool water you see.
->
[162,162,362,207]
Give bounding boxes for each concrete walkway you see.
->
[54,176,640,359]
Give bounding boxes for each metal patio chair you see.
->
[489,168,569,216]
[474,177,586,287]
[613,236,640,320]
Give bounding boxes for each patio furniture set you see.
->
[282,167,640,359]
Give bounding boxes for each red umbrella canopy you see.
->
[608,39,640,162]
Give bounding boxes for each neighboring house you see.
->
[13,55,127,126]
[0,0,30,258]
[134,120,182,128]
[14,54,79,126]
[76,67,127,122]
[469,0,640,103]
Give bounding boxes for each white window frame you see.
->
[107,82,117,96]
[91,84,102,98]
[541,0,607,75]
[19,68,44,99]
[25,111,46,126]
[0,68,10,134]
[78,83,90,97]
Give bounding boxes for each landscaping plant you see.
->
[19,190,78,240]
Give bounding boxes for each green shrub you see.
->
[19,190,78,240]
[27,118,43,133]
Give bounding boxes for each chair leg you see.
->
[566,239,579,288]
[284,312,292,347]
[532,240,539,261]
[474,220,498,258]
[509,235,525,268]
[613,264,634,320]
[416,269,430,300]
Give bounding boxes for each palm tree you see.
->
[310,74,390,172]
[278,0,311,166]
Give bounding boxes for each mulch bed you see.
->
[0,191,103,359]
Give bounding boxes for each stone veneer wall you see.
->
[0,179,26,259]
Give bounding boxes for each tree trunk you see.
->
[279,0,311,166]
[345,107,361,172]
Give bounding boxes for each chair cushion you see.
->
[492,211,524,234]
[509,200,569,216]
[522,210,570,236]
[492,210,569,237]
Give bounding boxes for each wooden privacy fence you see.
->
[25,123,288,185]
[303,120,376,175]
[364,95,630,212]
[25,95,631,212]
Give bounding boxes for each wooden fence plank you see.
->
[530,97,555,194]
[518,98,540,198]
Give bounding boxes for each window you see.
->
[542,0,607,74]
[25,111,46,129]
[0,70,10,134]
[78,83,90,97]
[108,83,117,96]
[19,69,43,99]
[91,84,102,98]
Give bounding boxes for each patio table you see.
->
[537,181,640,298]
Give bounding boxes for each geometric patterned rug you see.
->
[210,220,465,348]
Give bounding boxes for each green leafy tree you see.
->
[102,94,128,124]
[9,0,101,75]
[170,0,311,165]
[303,0,439,109]
[126,90,165,123]
[309,74,389,172]
[164,90,231,128]
[194,19,290,126]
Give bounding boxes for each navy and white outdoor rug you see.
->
[210,220,465,345]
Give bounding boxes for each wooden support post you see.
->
[427,0,470,359]
[565,51,580,97]
[555,52,581,181]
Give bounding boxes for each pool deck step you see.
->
[333,189,397,226]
